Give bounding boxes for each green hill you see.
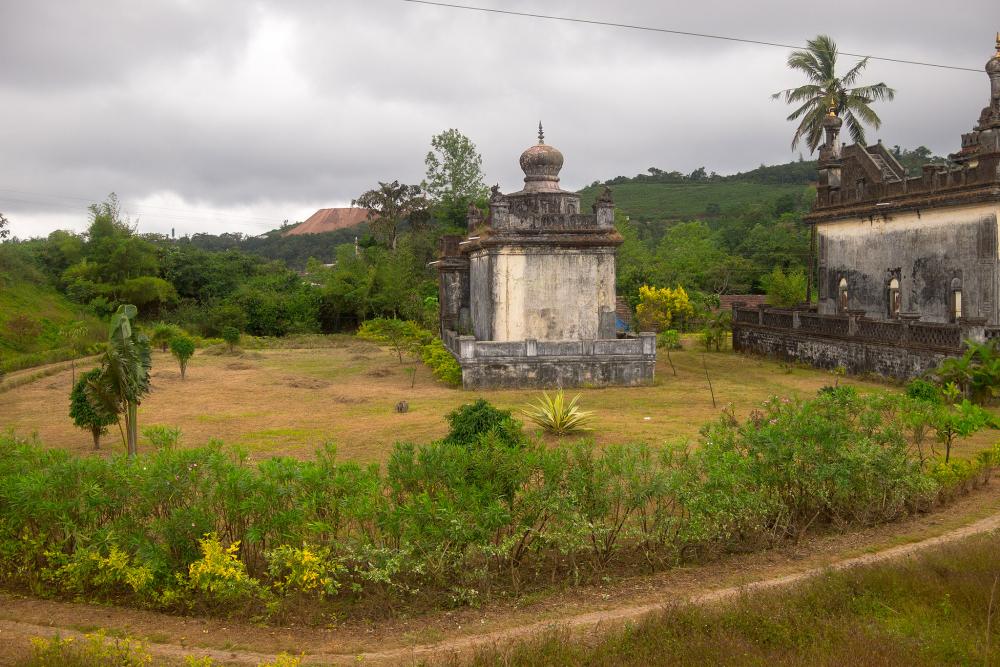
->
[578,181,814,223]
[0,246,103,373]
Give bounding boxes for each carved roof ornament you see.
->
[519,123,564,192]
[489,183,503,202]
[596,185,614,205]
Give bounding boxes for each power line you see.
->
[397,0,983,73]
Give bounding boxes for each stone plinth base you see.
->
[442,330,656,390]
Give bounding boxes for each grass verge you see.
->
[459,529,1000,667]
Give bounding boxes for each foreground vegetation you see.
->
[1,387,995,624]
[460,528,1000,667]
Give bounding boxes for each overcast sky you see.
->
[2,0,997,238]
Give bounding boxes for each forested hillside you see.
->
[0,144,954,375]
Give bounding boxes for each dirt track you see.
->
[2,505,999,666]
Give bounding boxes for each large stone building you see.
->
[733,36,1000,378]
[437,126,656,389]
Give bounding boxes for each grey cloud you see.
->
[1,0,997,238]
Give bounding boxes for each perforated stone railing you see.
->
[762,310,793,329]
[730,302,983,353]
[908,323,962,350]
[855,318,903,344]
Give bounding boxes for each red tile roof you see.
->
[718,294,767,310]
[283,208,372,236]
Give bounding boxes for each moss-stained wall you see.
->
[816,205,999,324]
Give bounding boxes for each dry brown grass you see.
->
[2,339,996,463]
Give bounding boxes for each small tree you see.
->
[357,318,429,364]
[762,267,808,308]
[150,323,181,352]
[58,320,90,387]
[635,285,694,332]
[0,212,8,240]
[170,335,196,380]
[70,368,117,450]
[221,326,240,353]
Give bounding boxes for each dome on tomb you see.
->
[519,122,564,192]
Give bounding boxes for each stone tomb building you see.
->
[437,126,656,389]
[733,37,1000,379]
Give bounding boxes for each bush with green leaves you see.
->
[443,398,524,448]
[761,266,807,307]
[656,329,681,350]
[169,335,196,380]
[934,340,1000,404]
[420,337,462,386]
[1,391,997,623]
[221,326,240,352]
[69,368,117,450]
[149,322,183,352]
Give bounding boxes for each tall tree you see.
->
[352,181,429,250]
[0,212,8,240]
[772,35,895,151]
[87,304,152,457]
[422,129,488,207]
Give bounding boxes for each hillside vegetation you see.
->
[0,245,103,373]
[579,181,813,223]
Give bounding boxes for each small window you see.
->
[951,278,963,322]
[887,278,901,319]
[838,278,849,313]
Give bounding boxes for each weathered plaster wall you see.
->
[817,204,999,325]
[471,247,616,342]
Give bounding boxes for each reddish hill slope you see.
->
[283,208,371,236]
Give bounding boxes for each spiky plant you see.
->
[521,390,595,436]
[772,34,895,152]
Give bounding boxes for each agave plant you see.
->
[521,390,595,436]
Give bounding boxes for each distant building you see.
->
[437,125,656,389]
[733,36,1000,379]
[282,208,371,236]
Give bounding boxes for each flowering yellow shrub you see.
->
[266,544,344,599]
[635,285,694,331]
[183,534,266,609]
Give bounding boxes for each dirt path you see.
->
[3,500,1000,666]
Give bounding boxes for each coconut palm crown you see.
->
[772,34,895,152]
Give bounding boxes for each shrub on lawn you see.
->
[0,390,995,622]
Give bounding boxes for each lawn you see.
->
[1,336,996,463]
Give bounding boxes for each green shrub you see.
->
[420,337,462,386]
[221,326,240,352]
[905,378,941,403]
[177,534,269,614]
[169,335,196,380]
[443,398,523,448]
[149,322,183,353]
[142,425,182,450]
[69,368,117,450]
[656,329,681,350]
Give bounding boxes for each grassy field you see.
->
[460,529,1000,667]
[577,181,813,222]
[2,336,997,463]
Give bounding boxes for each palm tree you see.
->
[772,35,895,152]
[87,304,151,456]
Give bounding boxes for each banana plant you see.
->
[86,304,152,457]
